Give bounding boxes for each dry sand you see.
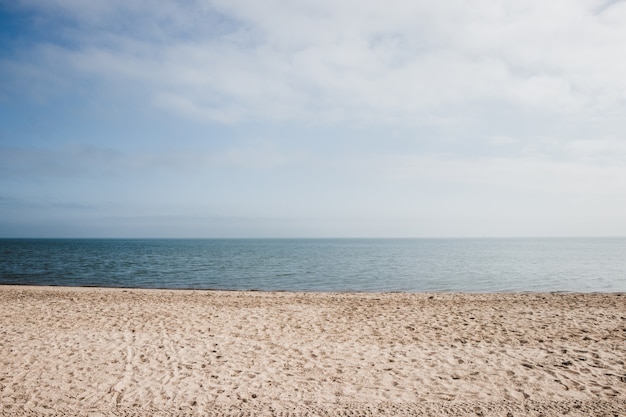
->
[1,286,625,416]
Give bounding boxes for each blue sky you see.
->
[1,0,626,237]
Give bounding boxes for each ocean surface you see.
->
[1,238,625,292]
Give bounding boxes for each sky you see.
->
[1,0,626,238]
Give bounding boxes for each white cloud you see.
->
[3,0,626,237]
[375,153,626,195]
[488,136,519,146]
[564,137,626,164]
[0,142,303,179]
[6,0,626,127]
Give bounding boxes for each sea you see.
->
[1,238,625,293]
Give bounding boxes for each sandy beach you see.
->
[1,286,624,416]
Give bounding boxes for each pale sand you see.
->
[1,286,625,416]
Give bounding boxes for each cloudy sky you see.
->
[1,0,625,238]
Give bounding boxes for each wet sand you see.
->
[1,286,625,416]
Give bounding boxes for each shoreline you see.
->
[1,286,625,416]
[1,283,624,294]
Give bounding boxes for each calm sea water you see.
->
[1,238,625,292]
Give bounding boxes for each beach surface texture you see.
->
[1,286,625,416]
